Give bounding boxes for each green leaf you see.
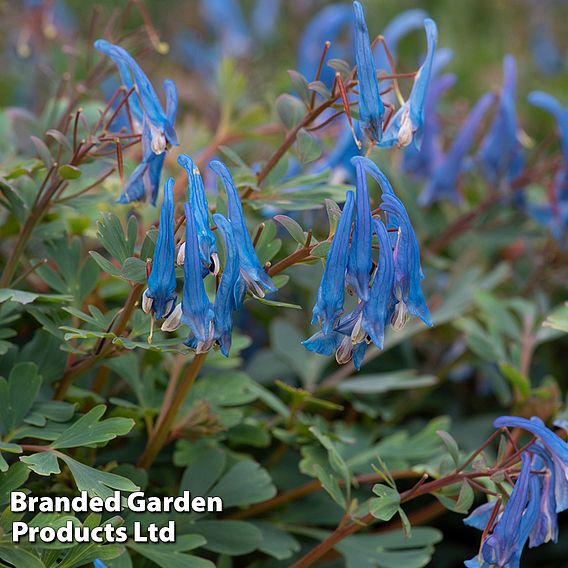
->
[255,297,302,310]
[0,546,46,568]
[543,302,568,333]
[296,128,322,164]
[274,214,306,245]
[250,520,301,560]
[210,460,276,507]
[191,520,262,555]
[288,70,311,105]
[59,454,139,499]
[180,447,226,497]
[0,288,71,304]
[89,251,122,278]
[369,484,401,521]
[337,371,437,394]
[20,451,61,475]
[129,534,214,568]
[436,430,460,467]
[58,164,82,180]
[51,405,135,449]
[308,80,331,99]
[327,58,352,78]
[0,462,30,506]
[435,480,474,513]
[499,363,530,399]
[0,362,42,431]
[276,94,305,129]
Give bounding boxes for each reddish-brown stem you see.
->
[310,41,331,109]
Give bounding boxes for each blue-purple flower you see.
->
[379,18,438,149]
[141,177,177,320]
[209,160,277,298]
[420,92,495,205]
[311,190,354,335]
[177,154,218,275]
[353,1,384,143]
[478,55,524,186]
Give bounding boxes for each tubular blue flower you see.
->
[252,0,281,41]
[118,80,178,205]
[379,18,438,149]
[353,1,384,143]
[94,39,178,153]
[93,561,107,568]
[177,202,214,346]
[201,0,250,58]
[478,56,524,186]
[529,448,559,547]
[420,92,495,205]
[528,91,568,161]
[380,192,432,327]
[141,178,177,320]
[209,160,277,298]
[494,415,568,512]
[177,154,217,275]
[211,213,241,356]
[402,73,456,179]
[464,501,501,531]
[362,218,395,349]
[297,4,352,86]
[303,304,368,370]
[311,191,354,335]
[346,157,372,300]
[465,454,540,568]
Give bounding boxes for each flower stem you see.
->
[137,352,207,470]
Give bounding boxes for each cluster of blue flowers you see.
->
[95,39,178,205]
[464,416,568,568]
[142,154,276,356]
[303,156,431,368]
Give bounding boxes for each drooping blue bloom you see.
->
[297,4,352,86]
[311,191,354,335]
[177,154,218,275]
[252,0,281,41]
[93,561,107,568]
[211,213,241,356]
[464,501,501,531]
[362,218,395,349]
[94,39,178,154]
[142,178,177,320]
[201,0,250,58]
[420,92,495,205]
[179,201,214,346]
[402,73,456,179]
[346,157,372,300]
[209,160,277,298]
[380,192,432,327]
[353,1,384,143]
[118,80,178,205]
[303,304,367,370]
[494,415,568,512]
[478,55,524,186]
[379,18,438,149]
[465,453,540,568]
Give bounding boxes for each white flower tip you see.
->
[397,113,414,148]
[161,303,182,332]
[211,253,220,276]
[141,289,153,314]
[177,242,186,266]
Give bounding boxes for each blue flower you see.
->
[420,92,495,205]
[211,213,241,356]
[297,4,352,86]
[311,191,354,335]
[201,0,250,58]
[353,1,384,143]
[94,39,178,153]
[118,80,178,205]
[252,0,282,41]
[346,157,372,300]
[177,154,218,275]
[163,201,214,347]
[209,160,277,298]
[402,73,456,179]
[93,561,107,568]
[362,218,396,349]
[141,177,177,320]
[303,304,367,370]
[465,453,541,568]
[494,415,568,512]
[478,56,524,186]
[379,18,438,149]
